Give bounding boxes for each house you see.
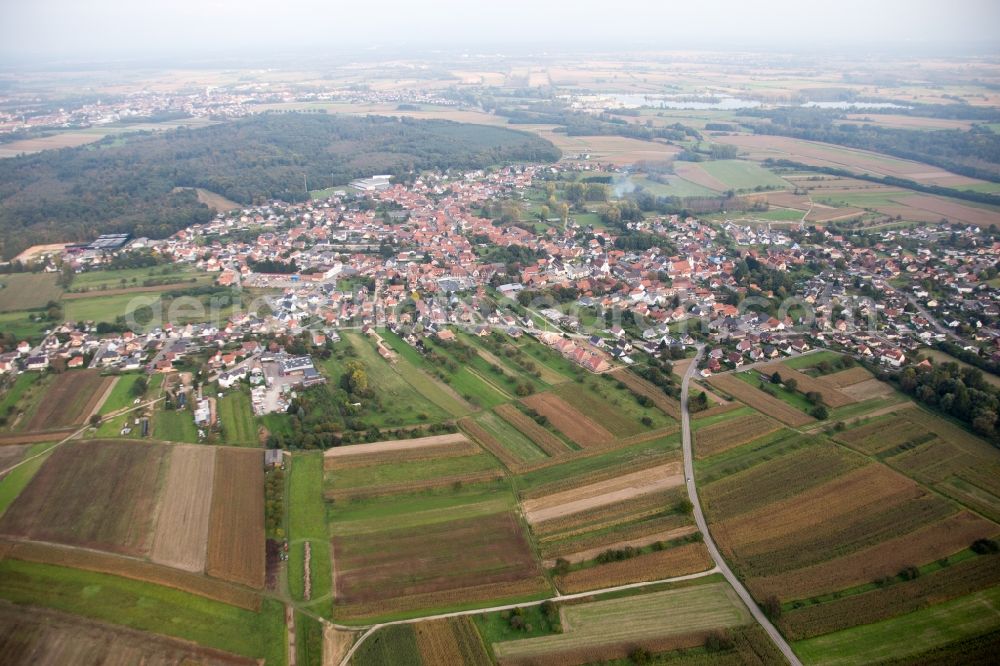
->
[25,355,48,371]
[67,356,85,368]
[880,348,906,368]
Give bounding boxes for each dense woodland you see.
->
[0,113,559,259]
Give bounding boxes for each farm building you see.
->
[264,449,283,468]
[278,355,314,376]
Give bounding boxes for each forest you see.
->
[0,112,560,259]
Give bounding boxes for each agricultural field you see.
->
[68,264,209,294]
[793,586,1000,666]
[324,434,501,500]
[0,439,167,556]
[96,372,146,414]
[328,473,548,620]
[695,391,1000,664]
[21,369,115,431]
[551,376,676,437]
[0,272,63,312]
[206,448,265,589]
[460,410,549,470]
[217,390,258,446]
[758,362,855,408]
[521,392,614,448]
[149,445,216,572]
[288,453,332,608]
[835,406,1000,522]
[676,159,791,192]
[694,411,781,459]
[494,403,573,457]
[708,374,815,427]
[0,559,285,665]
[0,601,256,666]
[492,583,749,664]
[412,618,490,665]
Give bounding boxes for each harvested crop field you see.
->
[840,378,895,401]
[0,601,256,666]
[325,437,478,471]
[323,433,468,461]
[549,525,698,566]
[206,449,264,589]
[822,366,874,387]
[333,511,547,619]
[494,403,570,457]
[695,412,781,459]
[708,374,815,427]
[700,438,866,520]
[894,194,1000,228]
[713,464,920,556]
[749,511,999,601]
[0,440,166,556]
[556,542,713,593]
[521,393,614,447]
[493,583,745,661]
[150,445,216,572]
[523,461,683,524]
[24,370,115,431]
[414,617,489,666]
[2,540,260,610]
[759,363,855,408]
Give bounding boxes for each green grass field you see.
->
[0,373,44,423]
[154,407,200,443]
[0,310,51,340]
[492,583,750,659]
[0,273,63,312]
[632,175,719,198]
[351,624,420,664]
[343,332,451,426]
[473,410,548,462]
[783,351,844,370]
[0,559,286,665]
[69,265,207,293]
[793,586,1000,666]
[97,374,145,414]
[377,331,472,417]
[327,451,499,491]
[0,441,58,517]
[734,370,814,412]
[217,391,258,446]
[697,160,791,191]
[288,454,333,612]
[328,482,516,537]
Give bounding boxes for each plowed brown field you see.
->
[521,393,614,447]
[206,449,264,589]
[555,542,713,593]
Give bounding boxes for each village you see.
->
[0,161,997,441]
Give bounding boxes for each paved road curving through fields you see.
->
[681,345,802,666]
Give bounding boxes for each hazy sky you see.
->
[2,0,999,62]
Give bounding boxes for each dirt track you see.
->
[524,462,683,524]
